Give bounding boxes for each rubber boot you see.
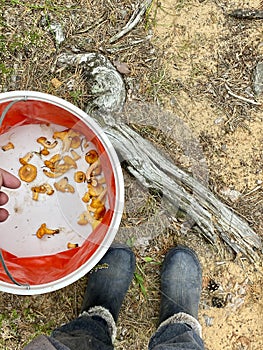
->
[81,243,136,322]
[158,245,202,325]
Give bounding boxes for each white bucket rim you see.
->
[0,90,124,295]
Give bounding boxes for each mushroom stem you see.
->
[86,211,102,230]
[86,159,101,180]
[1,142,14,151]
[36,223,59,239]
[77,212,89,225]
[54,177,75,193]
[67,242,79,249]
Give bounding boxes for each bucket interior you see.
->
[0,97,118,289]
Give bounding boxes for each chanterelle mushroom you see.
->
[37,137,58,155]
[31,183,54,200]
[87,183,105,197]
[53,129,81,152]
[86,159,102,181]
[67,242,79,249]
[44,154,61,171]
[70,149,81,161]
[54,177,75,193]
[74,171,86,183]
[85,150,99,164]
[36,223,60,239]
[19,164,37,182]
[19,152,34,165]
[63,155,77,169]
[31,185,47,201]
[1,142,14,151]
[85,210,102,230]
[70,135,81,149]
[37,137,58,149]
[77,212,89,225]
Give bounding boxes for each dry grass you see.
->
[0,0,262,349]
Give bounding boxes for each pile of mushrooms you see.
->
[77,149,107,229]
[16,127,108,240]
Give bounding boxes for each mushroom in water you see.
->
[88,188,107,220]
[43,169,65,178]
[87,183,105,197]
[36,223,60,239]
[67,242,79,249]
[77,212,89,225]
[86,159,101,180]
[74,171,86,183]
[53,129,81,152]
[63,155,77,169]
[18,152,37,182]
[54,177,75,193]
[19,152,34,165]
[19,164,37,183]
[31,183,54,200]
[37,137,58,156]
[43,183,54,195]
[82,191,91,203]
[1,142,14,151]
[31,185,47,201]
[44,154,62,171]
[70,149,81,161]
[70,135,81,149]
[85,150,99,164]
[85,210,102,230]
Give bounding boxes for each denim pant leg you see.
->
[149,312,204,350]
[51,307,116,350]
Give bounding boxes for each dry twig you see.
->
[229,9,263,20]
[109,0,154,43]
[225,84,261,106]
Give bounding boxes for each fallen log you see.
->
[91,109,262,262]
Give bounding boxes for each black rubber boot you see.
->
[158,245,202,325]
[81,243,136,322]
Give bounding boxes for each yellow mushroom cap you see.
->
[74,171,86,183]
[70,136,81,149]
[85,150,99,164]
[19,164,37,182]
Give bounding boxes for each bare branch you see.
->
[225,84,261,105]
[109,0,153,43]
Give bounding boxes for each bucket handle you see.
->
[0,97,30,289]
[0,249,30,289]
[0,96,28,127]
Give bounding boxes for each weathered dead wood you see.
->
[229,9,263,19]
[93,111,262,262]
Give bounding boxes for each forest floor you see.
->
[0,1,262,349]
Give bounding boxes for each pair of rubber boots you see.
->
[81,243,202,326]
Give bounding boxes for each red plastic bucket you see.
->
[0,91,124,295]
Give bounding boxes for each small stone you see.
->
[253,61,263,96]
[50,22,65,45]
[214,117,224,125]
[203,314,214,327]
[220,188,241,202]
[113,61,131,75]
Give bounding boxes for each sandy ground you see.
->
[150,1,263,349]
